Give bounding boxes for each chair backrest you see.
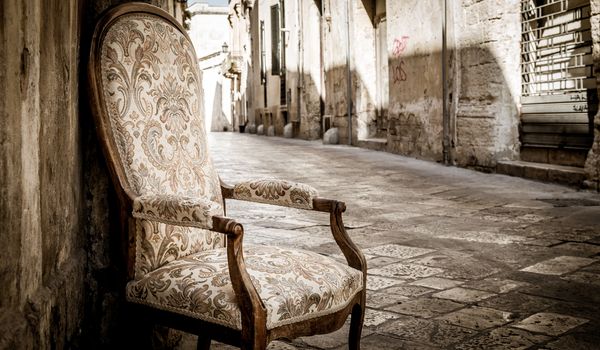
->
[89,4,225,278]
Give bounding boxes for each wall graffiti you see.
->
[392,36,410,57]
[392,61,407,83]
[392,36,409,84]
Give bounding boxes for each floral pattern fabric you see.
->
[135,220,224,279]
[126,245,363,330]
[99,14,225,277]
[133,194,222,229]
[233,179,319,210]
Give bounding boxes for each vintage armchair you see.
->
[87,3,366,349]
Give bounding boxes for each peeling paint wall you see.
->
[0,1,188,348]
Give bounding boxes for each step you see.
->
[357,138,387,151]
[497,160,586,187]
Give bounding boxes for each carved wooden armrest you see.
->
[219,179,367,278]
[222,178,319,210]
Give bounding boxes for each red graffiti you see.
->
[392,36,410,57]
[392,60,407,84]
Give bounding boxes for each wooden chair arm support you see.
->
[313,198,367,275]
[220,178,235,199]
[221,217,268,341]
[211,214,269,338]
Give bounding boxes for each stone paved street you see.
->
[183,133,600,350]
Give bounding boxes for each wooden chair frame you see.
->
[87,3,366,349]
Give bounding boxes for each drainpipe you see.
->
[345,0,353,145]
[297,0,302,125]
[442,0,450,165]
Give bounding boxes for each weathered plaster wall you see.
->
[0,1,84,348]
[452,0,521,169]
[287,0,322,140]
[323,0,353,144]
[0,1,188,348]
[353,0,377,141]
[386,0,444,161]
[585,0,600,190]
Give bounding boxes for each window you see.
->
[260,20,266,84]
[270,4,281,75]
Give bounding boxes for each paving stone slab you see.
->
[544,303,600,324]
[477,292,556,315]
[512,312,588,336]
[379,317,476,348]
[437,230,530,244]
[437,306,514,330]
[364,309,401,327]
[523,238,564,247]
[353,334,440,350]
[383,285,436,298]
[409,277,464,290]
[544,333,600,350]
[300,322,373,349]
[362,244,436,259]
[520,256,597,275]
[366,275,405,291]
[552,242,600,257]
[453,327,550,350]
[433,287,495,303]
[369,263,444,280]
[367,290,408,309]
[366,256,400,269]
[465,278,530,294]
[520,279,600,304]
[386,297,464,318]
[252,218,321,230]
[560,270,600,286]
[409,254,500,280]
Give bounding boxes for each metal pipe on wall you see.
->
[442,0,450,165]
[345,0,353,145]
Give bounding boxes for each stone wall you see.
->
[452,0,521,169]
[0,1,187,348]
[585,0,600,190]
[0,1,84,347]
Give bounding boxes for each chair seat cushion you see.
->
[126,245,363,330]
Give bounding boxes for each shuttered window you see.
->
[260,20,266,84]
[521,0,596,150]
[270,4,281,75]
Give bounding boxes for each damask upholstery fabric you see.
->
[99,14,226,277]
[133,194,222,229]
[126,245,363,330]
[233,179,319,210]
[135,219,225,279]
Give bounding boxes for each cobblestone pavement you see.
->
[181,133,600,349]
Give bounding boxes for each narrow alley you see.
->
[199,133,600,349]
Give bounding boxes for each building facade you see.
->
[242,0,600,189]
[188,2,233,132]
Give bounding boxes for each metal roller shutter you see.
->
[521,0,596,152]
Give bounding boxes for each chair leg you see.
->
[197,335,211,350]
[349,302,365,350]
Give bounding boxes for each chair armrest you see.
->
[132,193,223,230]
[227,178,319,210]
